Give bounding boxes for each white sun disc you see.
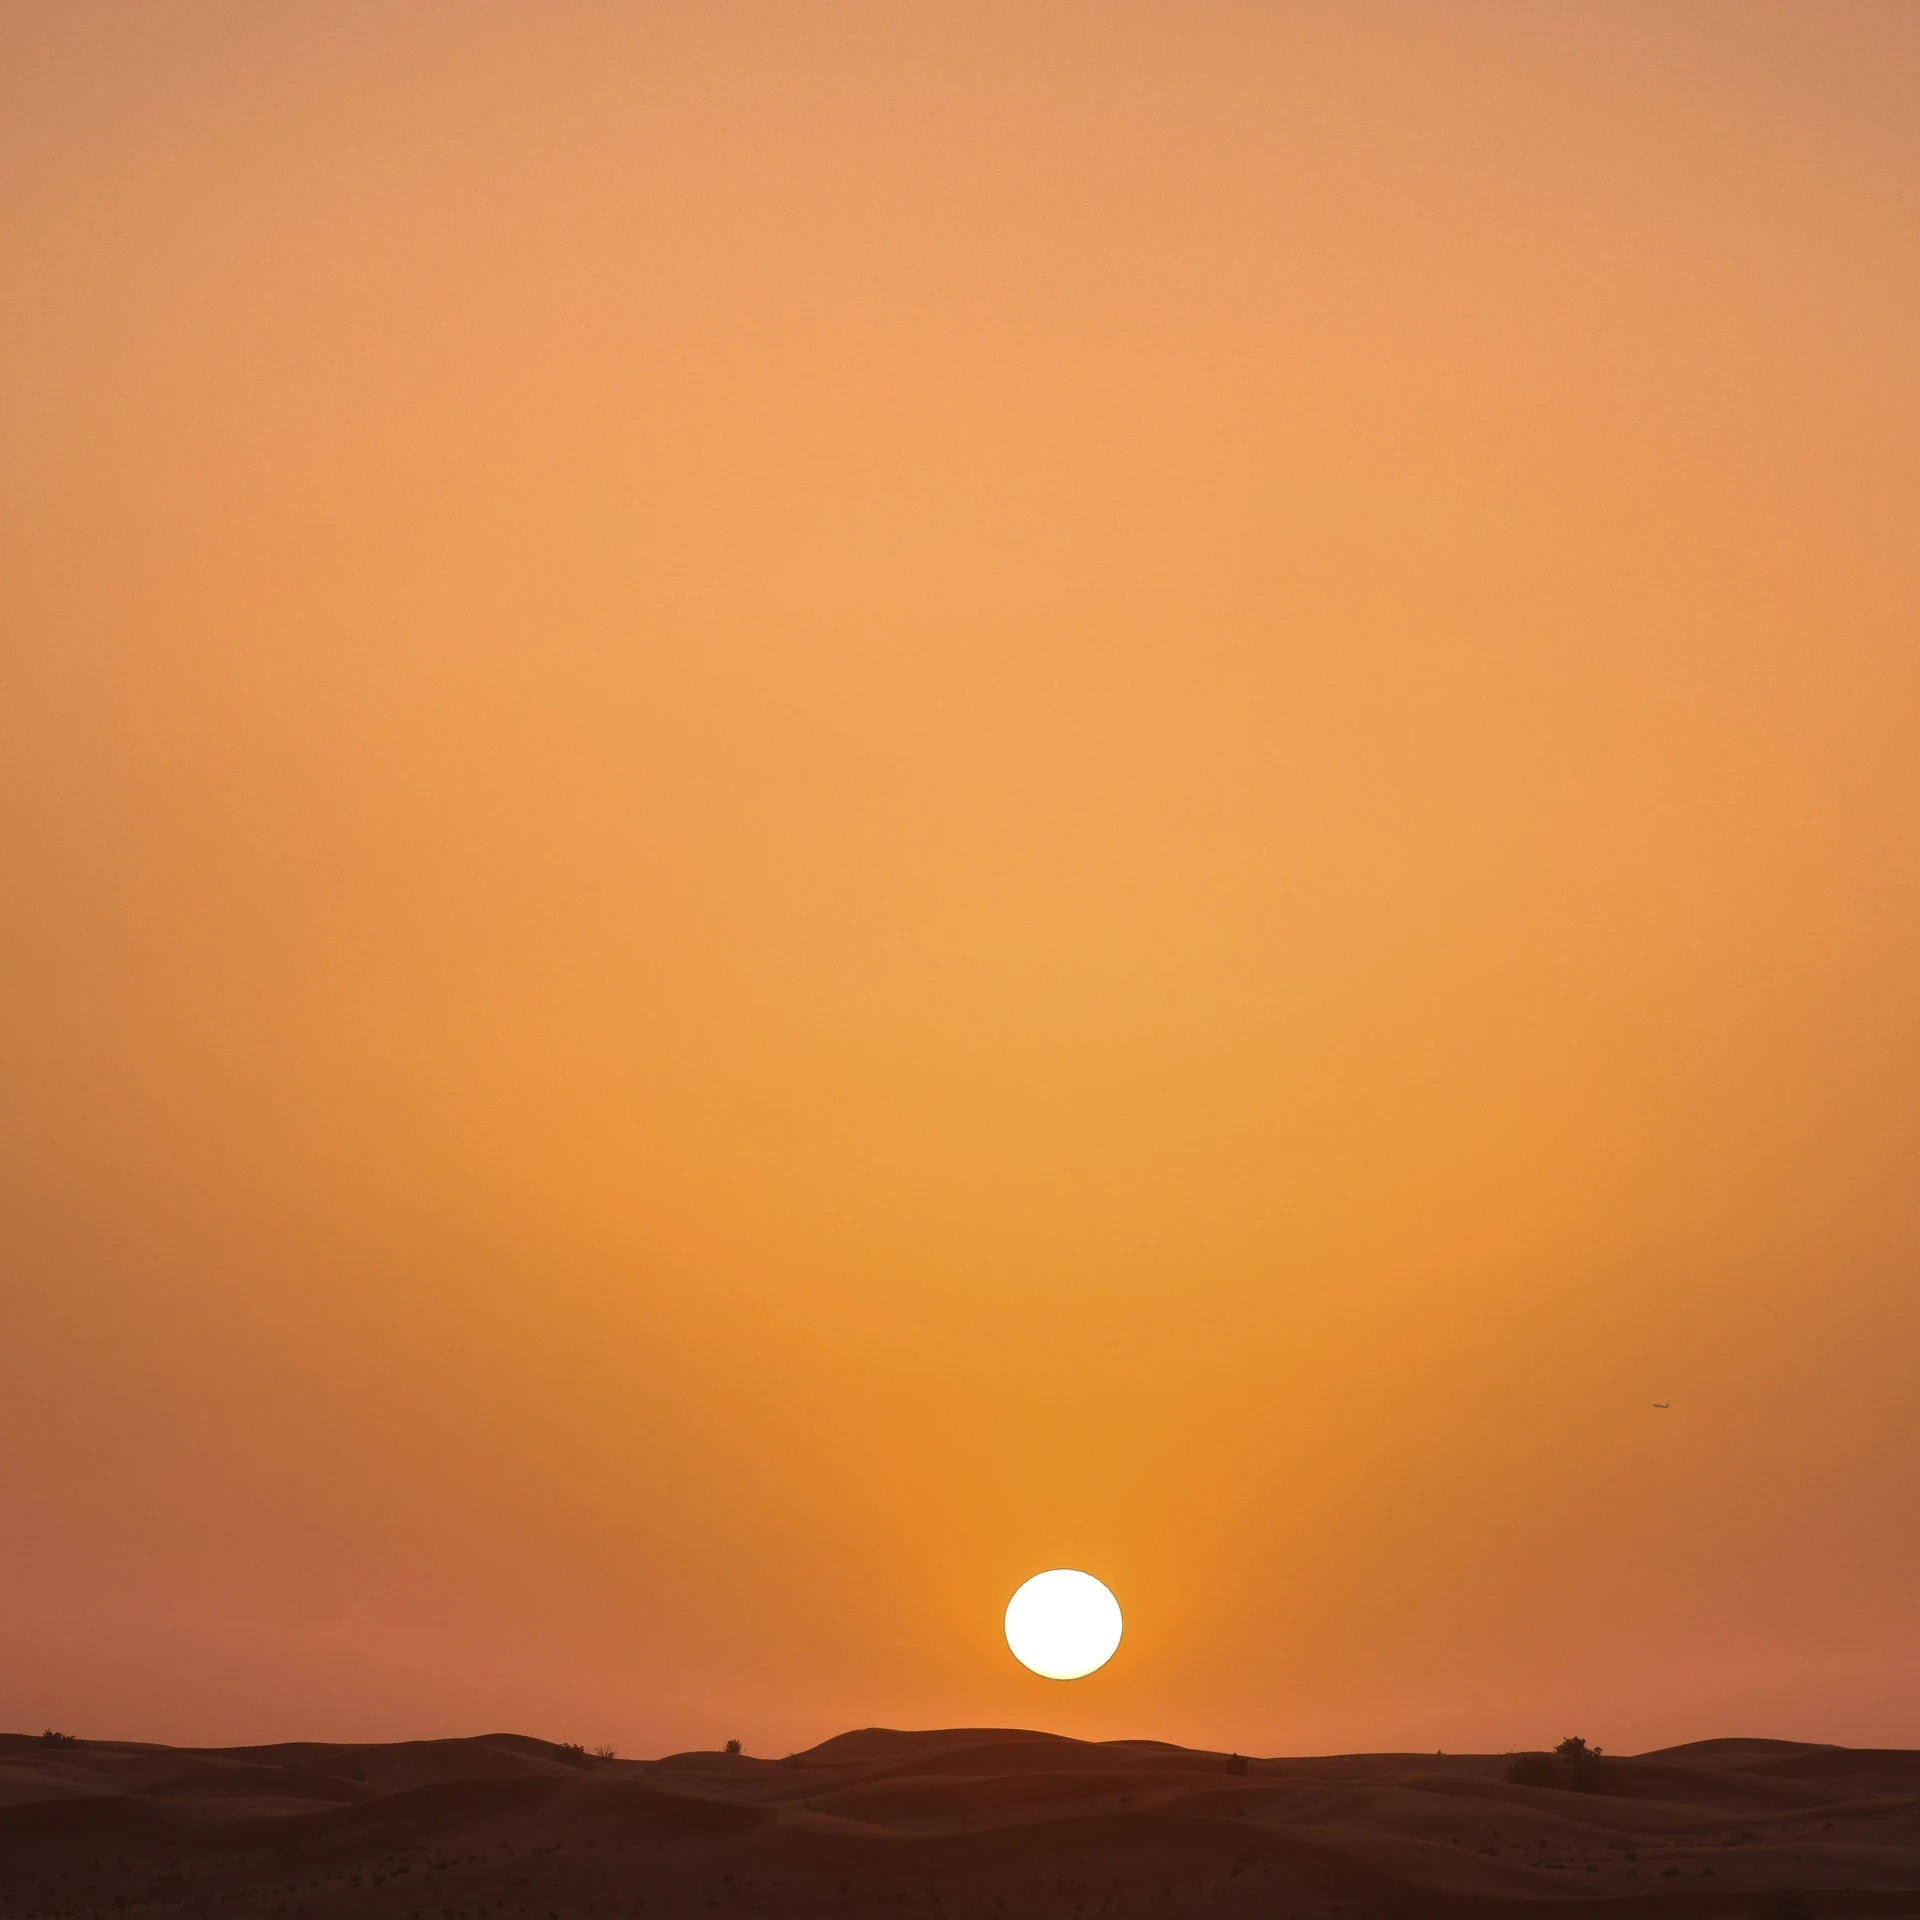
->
[1004,1569,1123,1680]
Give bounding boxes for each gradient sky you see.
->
[4,2,1919,1761]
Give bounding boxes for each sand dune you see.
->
[3,1729,1917,1920]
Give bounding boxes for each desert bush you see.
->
[40,1730,78,1747]
[724,1738,743,1756]
[592,1744,617,1760]
[1225,1753,1249,1775]
[1507,1738,1605,1791]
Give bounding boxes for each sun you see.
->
[1003,1569,1123,1679]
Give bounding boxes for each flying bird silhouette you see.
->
[1653,1402,1670,1409]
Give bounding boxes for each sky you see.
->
[3,2,1919,1761]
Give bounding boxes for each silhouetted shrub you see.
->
[1555,1736,1605,1791]
[1225,1753,1248,1775]
[592,1745,617,1761]
[555,1741,592,1768]
[1508,1738,1606,1791]
[40,1730,78,1747]
[1756,1893,1812,1920]
[724,1738,743,1756]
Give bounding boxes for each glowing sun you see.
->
[1004,1569,1123,1679]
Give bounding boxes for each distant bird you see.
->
[1653,1402,1670,1409]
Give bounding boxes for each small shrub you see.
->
[1225,1753,1248,1775]
[40,1729,79,1747]
[592,1745,617,1761]
[1507,1738,1605,1791]
[724,1738,743,1756]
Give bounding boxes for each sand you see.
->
[3,1728,1917,1920]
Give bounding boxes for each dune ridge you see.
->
[3,1729,1918,1920]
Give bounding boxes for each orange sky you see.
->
[4,2,1919,1760]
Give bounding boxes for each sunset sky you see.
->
[4,2,1919,1761]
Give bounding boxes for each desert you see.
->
[5,1730,1917,1920]
[7,11,1920,1914]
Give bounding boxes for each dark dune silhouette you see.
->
[4,1728,1919,1919]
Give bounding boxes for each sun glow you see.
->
[1003,1569,1123,1680]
